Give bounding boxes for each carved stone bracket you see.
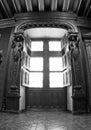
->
[68,32,82,84]
[68,31,80,61]
[67,32,88,113]
[8,32,24,94]
[11,32,24,62]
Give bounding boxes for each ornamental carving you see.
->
[11,33,24,62]
[8,32,24,93]
[19,22,71,31]
[68,32,80,61]
[68,32,84,86]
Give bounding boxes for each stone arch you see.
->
[14,20,78,33]
[13,18,90,114]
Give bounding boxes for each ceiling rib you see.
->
[73,0,79,12]
[51,0,57,11]
[0,0,90,19]
[38,0,44,11]
[25,0,33,11]
[76,0,82,14]
[3,0,13,17]
[83,0,91,16]
[12,0,18,13]
[62,0,66,11]
[62,0,70,11]
[86,5,91,17]
[14,0,21,13]
[67,0,70,11]
[0,0,9,17]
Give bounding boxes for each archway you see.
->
[5,17,90,113]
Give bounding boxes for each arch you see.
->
[14,20,78,33]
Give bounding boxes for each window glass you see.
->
[31,41,43,51]
[30,57,43,71]
[49,57,62,71]
[29,72,43,88]
[49,41,61,51]
[49,72,63,88]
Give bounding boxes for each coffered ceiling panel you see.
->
[0,0,91,19]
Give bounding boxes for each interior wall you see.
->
[80,27,91,34]
[19,39,27,111]
[67,86,72,111]
[19,86,25,111]
[0,27,12,110]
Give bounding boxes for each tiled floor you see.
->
[0,110,91,130]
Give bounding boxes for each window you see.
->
[31,41,43,51]
[49,57,62,71]
[29,72,43,88]
[49,41,61,51]
[49,73,63,88]
[30,58,43,71]
[22,40,65,88]
[49,57,63,88]
[49,40,63,88]
[29,57,43,88]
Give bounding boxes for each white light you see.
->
[29,73,43,88]
[49,41,61,51]
[30,57,43,71]
[49,57,62,71]
[50,73,63,88]
[31,41,43,51]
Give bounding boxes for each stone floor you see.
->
[0,110,91,130]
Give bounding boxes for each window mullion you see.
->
[43,40,49,89]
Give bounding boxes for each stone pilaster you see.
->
[68,32,87,114]
[6,32,24,113]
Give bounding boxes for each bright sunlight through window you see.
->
[49,73,63,88]
[30,57,43,71]
[49,41,61,51]
[49,57,62,71]
[31,41,43,51]
[29,72,43,88]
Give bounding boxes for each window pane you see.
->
[49,57,62,71]
[49,73,63,88]
[30,58,43,71]
[31,41,43,51]
[29,73,43,88]
[49,41,61,51]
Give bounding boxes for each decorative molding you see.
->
[68,32,83,87]
[11,32,24,62]
[68,32,80,60]
[8,32,24,93]
[0,18,15,28]
[19,21,71,31]
[14,12,77,21]
[0,12,90,28]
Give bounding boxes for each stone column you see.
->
[68,32,87,114]
[6,32,24,113]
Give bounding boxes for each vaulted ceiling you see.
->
[0,0,91,19]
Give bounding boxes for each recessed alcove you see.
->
[19,27,72,111]
[24,27,67,38]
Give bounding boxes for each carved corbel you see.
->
[9,32,24,92]
[11,32,24,62]
[68,32,80,60]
